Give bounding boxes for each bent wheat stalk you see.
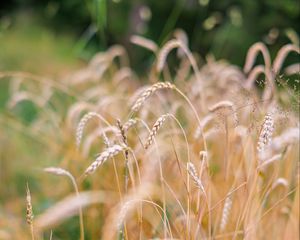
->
[44,167,85,240]
[273,44,300,74]
[156,39,201,84]
[130,35,158,53]
[243,42,271,74]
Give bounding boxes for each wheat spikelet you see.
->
[130,35,158,53]
[76,112,105,148]
[144,114,169,149]
[26,183,34,225]
[220,193,232,231]
[257,112,274,160]
[84,144,128,176]
[131,82,175,113]
[186,162,205,194]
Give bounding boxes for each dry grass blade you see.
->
[35,191,111,230]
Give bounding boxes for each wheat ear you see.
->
[144,114,169,149]
[84,144,128,176]
[257,112,274,161]
[76,112,108,148]
[131,82,175,113]
[122,118,137,133]
[26,183,35,240]
[220,193,233,232]
[186,162,205,195]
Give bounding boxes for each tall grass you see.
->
[0,31,299,239]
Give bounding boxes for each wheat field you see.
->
[0,33,299,239]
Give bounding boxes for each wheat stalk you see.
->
[131,82,175,113]
[144,114,169,149]
[84,144,128,176]
[44,167,85,240]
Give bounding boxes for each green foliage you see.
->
[1,0,299,68]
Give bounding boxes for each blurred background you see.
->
[0,0,299,75]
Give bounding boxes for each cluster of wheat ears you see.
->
[0,30,299,240]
